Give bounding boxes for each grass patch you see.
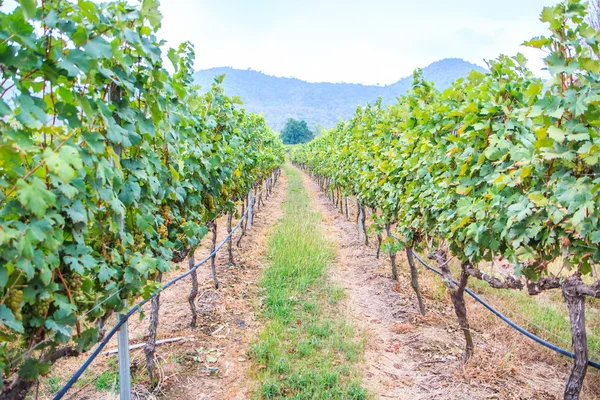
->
[249,164,367,399]
[94,356,119,392]
[47,376,62,394]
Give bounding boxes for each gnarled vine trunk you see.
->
[385,224,398,281]
[433,250,473,362]
[345,197,349,220]
[563,274,588,400]
[145,271,162,387]
[406,247,426,315]
[209,221,219,289]
[452,266,473,362]
[359,202,368,246]
[188,248,198,328]
[2,347,79,400]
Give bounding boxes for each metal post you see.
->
[107,84,131,400]
[247,191,253,227]
[117,301,131,400]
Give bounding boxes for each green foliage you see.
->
[279,118,314,145]
[291,0,600,281]
[0,0,284,389]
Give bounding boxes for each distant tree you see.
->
[280,118,314,144]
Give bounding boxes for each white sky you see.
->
[0,0,559,84]
[157,0,558,85]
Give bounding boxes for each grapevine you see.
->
[291,1,600,398]
[0,0,284,397]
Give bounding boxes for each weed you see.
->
[47,376,61,394]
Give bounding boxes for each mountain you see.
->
[193,59,486,132]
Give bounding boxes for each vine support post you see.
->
[227,211,234,265]
[237,200,247,248]
[116,300,131,400]
[406,247,426,315]
[563,274,588,400]
[385,224,398,281]
[247,190,254,228]
[111,84,131,400]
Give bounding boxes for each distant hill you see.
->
[193,59,486,132]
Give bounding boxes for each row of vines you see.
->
[291,1,600,398]
[0,0,284,398]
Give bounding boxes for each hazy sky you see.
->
[158,0,558,85]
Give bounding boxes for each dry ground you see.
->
[300,168,600,400]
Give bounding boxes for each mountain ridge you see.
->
[193,58,486,131]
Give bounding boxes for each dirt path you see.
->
[47,172,287,400]
[299,167,599,400]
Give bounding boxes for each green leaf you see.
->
[547,126,565,143]
[514,52,527,67]
[119,180,141,206]
[16,177,57,218]
[141,0,162,30]
[528,192,549,206]
[83,36,113,59]
[43,145,83,182]
[0,98,10,117]
[75,327,99,353]
[18,358,50,381]
[18,0,37,20]
[45,309,76,336]
[0,305,24,333]
[16,94,47,127]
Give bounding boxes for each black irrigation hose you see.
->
[305,169,600,371]
[54,190,263,399]
[410,251,600,370]
[303,168,600,370]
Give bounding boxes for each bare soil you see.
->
[41,172,287,400]
[300,169,600,400]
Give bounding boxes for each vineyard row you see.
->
[291,1,600,398]
[0,0,284,398]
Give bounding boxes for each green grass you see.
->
[47,376,62,394]
[249,164,368,399]
[93,356,119,392]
